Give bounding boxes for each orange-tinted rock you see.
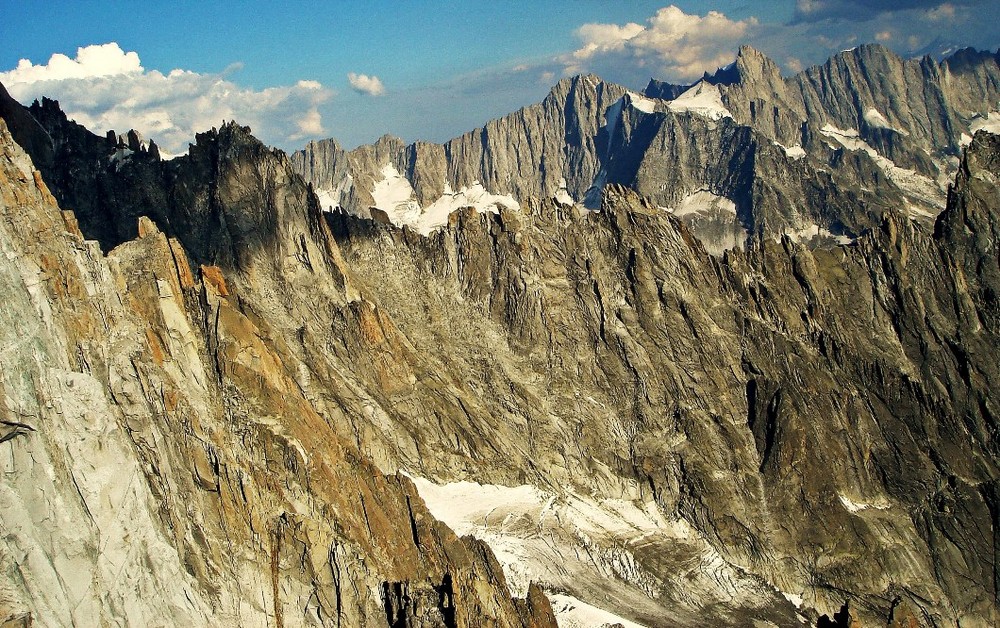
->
[168,238,196,289]
[200,264,229,296]
[137,215,158,238]
[60,210,83,238]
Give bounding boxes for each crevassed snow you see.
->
[549,594,650,628]
[405,473,777,625]
[406,473,694,594]
[670,190,736,218]
[626,92,657,114]
[820,124,945,214]
[369,165,519,235]
[668,82,732,121]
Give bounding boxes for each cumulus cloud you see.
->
[564,5,757,82]
[792,0,974,22]
[0,43,333,153]
[2,42,142,82]
[347,72,385,96]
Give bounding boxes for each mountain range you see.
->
[0,43,999,627]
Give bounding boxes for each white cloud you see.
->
[0,43,333,153]
[2,42,142,82]
[572,22,645,61]
[564,5,758,82]
[347,72,385,96]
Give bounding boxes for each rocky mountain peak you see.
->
[643,77,688,100]
[732,44,782,85]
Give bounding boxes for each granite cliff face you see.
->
[0,107,557,627]
[1,44,1000,628]
[294,46,1000,254]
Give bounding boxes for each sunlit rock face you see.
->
[295,45,1000,258]
[2,43,1000,628]
[0,109,557,628]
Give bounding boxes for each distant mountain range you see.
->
[294,44,1000,254]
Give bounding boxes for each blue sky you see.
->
[2,2,997,152]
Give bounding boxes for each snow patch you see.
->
[550,594,650,628]
[777,143,806,160]
[369,165,519,235]
[968,111,1000,140]
[786,223,854,246]
[554,178,575,206]
[157,148,181,161]
[108,147,133,170]
[604,99,624,148]
[666,190,748,256]
[668,82,732,121]
[315,174,354,212]
[315,188,338,212]
[820,124,945,213]
[838,494,891,513]
[779,590,804,609]
[670,190,736,218]
[626,92,657,114]
[583,170,608,210]
[863,108,906,135]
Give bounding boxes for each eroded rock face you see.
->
[0,114,556,627]
[3,75,1000,628]
[325,145,1000,626]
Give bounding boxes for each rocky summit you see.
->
[0,44,999,628]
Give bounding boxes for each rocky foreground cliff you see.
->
[0,108,558,626]
[1,47,1000,628]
